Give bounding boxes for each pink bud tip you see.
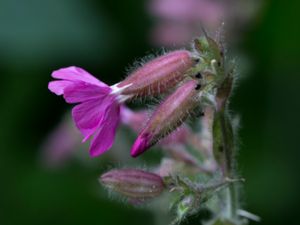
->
[130,133,152,157]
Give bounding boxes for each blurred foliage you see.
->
[0,0,299,225]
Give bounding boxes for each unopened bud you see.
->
[131,79,201,157]
[100,169,165,203]
[194,36,223,63]
[118,50,196,97]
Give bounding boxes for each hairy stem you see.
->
[218,109,238,219]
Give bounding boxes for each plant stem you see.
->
[219,109,238,219]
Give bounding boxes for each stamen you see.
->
[110,83,132,95]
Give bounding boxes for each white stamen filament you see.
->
[110,83,132,95]
[110,83,133,103]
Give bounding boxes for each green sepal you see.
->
[212,111,234,176]
[216,71,234,111]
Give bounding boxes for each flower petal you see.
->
[89,103,120,157]
[52,66,107,87]
[64,82,111,103]
[72,96,115,141]
[48,80,73,95]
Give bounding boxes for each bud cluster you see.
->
[48,32,252,225]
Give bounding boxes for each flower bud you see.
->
[131,79,201,157]
[117,50,196,97]
[194,36,223,63]
[100,169,165,203]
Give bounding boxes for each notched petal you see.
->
[48,80,72,95]
[52,66,107,87]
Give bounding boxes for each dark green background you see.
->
[0,0,299,224]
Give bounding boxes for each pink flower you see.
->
[48,50,197,157]
[40,115,81,167]
[48,66,122,157]
[148,0,225,47]
[151,22,194,47]
[149,0,224,23]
